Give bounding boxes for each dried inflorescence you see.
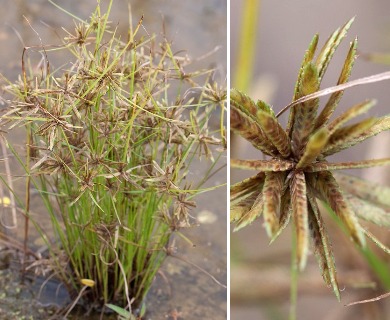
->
[231,18,390,300]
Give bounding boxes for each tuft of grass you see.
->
[0,0,225,315]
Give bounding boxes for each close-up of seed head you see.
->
[230,17,390,300]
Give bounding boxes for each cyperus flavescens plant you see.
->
[231,18,390,300]
[0,0,225,315]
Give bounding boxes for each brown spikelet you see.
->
[334,172,390,208]
[231,173,265,198]
[323,117,377,156]
[271,188,292,243]
[231,159,294,172]
[262,172,285,237]
[287,34,319,134]
[291,171,309,270]
[327,99,375,133]
[308,171,365,247]
[314,37,357,130]
[231,104,277,156]
[305,158,390,172]
[257,110,291,157]
[344,193,390,227]
[315,17,354,81]
[234,193,264,232]
[307,193,340,300]
[291,63,320,156]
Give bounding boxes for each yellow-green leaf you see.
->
[296,127,329,169]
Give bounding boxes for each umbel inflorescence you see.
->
[231,18,390,300]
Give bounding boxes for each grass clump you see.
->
[0,0,225,315]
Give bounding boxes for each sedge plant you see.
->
[231,18,390,302]
[0,1,225,315]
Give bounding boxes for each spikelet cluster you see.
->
[231,18,390,300]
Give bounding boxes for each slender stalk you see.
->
[22,126,32,275]
[233,0,261,91]
[289,226,298,320]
